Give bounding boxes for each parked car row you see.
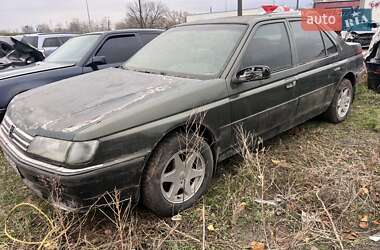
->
[0,33,76,71]
[0,13,366,216]
[0,29,162,121]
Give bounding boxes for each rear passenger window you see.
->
[241,22,292,72]
[96,35,141,64]
[140,33,159,45]
[43,38,60,47]
[322,32,337,55]
[291,21,326,63]
[59,37,72,45]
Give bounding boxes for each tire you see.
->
[324,79,353,123]
[142,132,213,217]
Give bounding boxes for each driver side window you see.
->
[96,35,140,64]
[241,22,292,72]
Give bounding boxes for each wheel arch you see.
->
[143,121,219,176]
[341,72,356,99]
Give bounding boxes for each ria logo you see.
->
[342,9,372,31]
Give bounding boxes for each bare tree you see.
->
[164,10,188,28]
[115,21,129,30]
[66,19,89,33]
[36,24,52,33]
[53,23,65,33]
[21,25,35,34]
[126,0,168,28]
[92,17,112,31]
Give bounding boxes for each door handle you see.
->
[286,81,297,89]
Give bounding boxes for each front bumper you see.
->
[366,61,380,91]
[367,72,380,91]
[0,128,146,210]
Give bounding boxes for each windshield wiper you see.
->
[123,67,166,76]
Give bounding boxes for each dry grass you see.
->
[0,85,379,249]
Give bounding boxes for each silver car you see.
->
[21,33,76,57]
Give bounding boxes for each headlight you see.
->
[28,137,72,163]
[66,141,99,165]
[28,137,99,166]
[346,32,356,41]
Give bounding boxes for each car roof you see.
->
[181,11,301,26]
[23,33,77,37]
[85,29,164,36]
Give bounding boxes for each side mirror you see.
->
[371,23,378,29]
[234,65,271,83]
[87,56,106,68]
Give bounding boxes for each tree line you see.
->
[1,0,188,35]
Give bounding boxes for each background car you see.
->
[0,37,45,71]
[21,33,77,56]
[365,26,380,93]
[0,29,163,120]
[341,23,379,48]
[0,37,14,57]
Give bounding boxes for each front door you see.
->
[83,34,142,73]
[228,21,298,140]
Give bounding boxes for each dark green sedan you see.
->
[0,12,365,216]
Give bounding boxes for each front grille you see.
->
[0,116,34,151]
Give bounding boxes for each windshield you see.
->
[45,34,100,64]
[124,24,246,78]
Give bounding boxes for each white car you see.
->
[21,33,76,57]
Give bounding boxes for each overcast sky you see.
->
[1,0,313,31]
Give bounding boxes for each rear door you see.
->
[289,20,339,121]
[228,21,298,139]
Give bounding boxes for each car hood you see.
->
[0,61,75,80]
[7,67,226,141]
[12,37,44,60]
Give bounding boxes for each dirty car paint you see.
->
[8,67,228,141]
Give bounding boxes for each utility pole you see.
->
[85,0,92,31]
[238,0,242,16]
[107,16,111,30]
[296,0,300,9]
[138,0,144,28]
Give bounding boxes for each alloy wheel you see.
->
[336,87,352,119]
[160,150,206,204]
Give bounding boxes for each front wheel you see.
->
[142,133,213,217]
[324,79,353,123]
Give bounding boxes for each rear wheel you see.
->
[324,79,353,123]
[142,132,213,217]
